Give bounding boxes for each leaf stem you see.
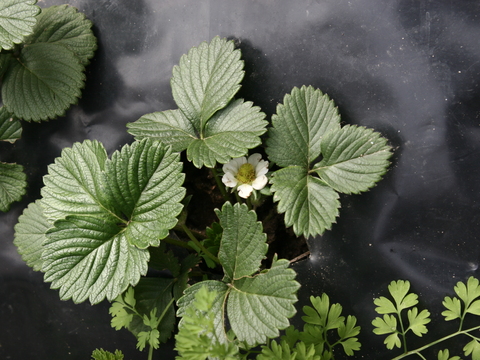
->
[397,309,408,353]
[211,168,229,201]
[147,344,153,360]
[181,223,220,265]
[390,325,480,360]
[162,236,192,250]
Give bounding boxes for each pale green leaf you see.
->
[171,36,244,130]
[437,349,462,360]
[42,215,150,304]
[186,99,267,168]
[0,107,22,143]
[464,339,480,360]
[339,337,361,356]
[91,348,124,360]
[41,140,109,221]
[338,315,361,339]
[2,42,85,121]
[302,294,344,330]
[227,257,299,345]
[384,333,402,350]
[13,200,51,271]
[24,4,97,65]
[127,109,197,152]
[455,277,480,308]
[467,299,480,316]
[388,280,418,310]
[216,202,267,281]
[0,161,26,211]
[270,166,340,237]
[313,125,392,194]
[372,314,398,335]
[374,296,397,315]
[104,139,185,249]
[407,307,430,337]
[258,340,296,360]
[266,85,341,168]
[442,296,462,321]
[294,342,320,360]
[0,0,39,50]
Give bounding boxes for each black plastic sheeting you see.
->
[1,0,480,359]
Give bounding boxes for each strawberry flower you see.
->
[222,153,269,198]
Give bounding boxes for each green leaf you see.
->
[216,202,267,281]
[24,4,97,65]
[455,277,480,309]
[227,256,299,345]
[266,85,341,168]
[464,339,480,360]
[0,107,22,143]
[258,340,296,360]
[186,99,267,168]
[109,288,135,331]
[13,200,51,271]
[438,349,462,360]
[42,215,150,304]
[0,0,39,50]
[127,109,197,152]
[384,332,402,350]
[374,296,397,315]
[294,342,320,360]
[171,36,244,130]
[442,296,462,321]
[313,125,392,194]
[388,280,418,311]
[467,299,480,316]
[407,307,430,337]
[41,139,109,221]
[339,337,361,356]
[338,315,361,339]
[302,294,344,330]
[0,161,26,211]
[103,139,185,249]
[372,314,398,335]
[91,348,124,360]
[2,42,85,121]
[270,166,340,237]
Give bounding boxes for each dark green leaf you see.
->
[0,107,21,143]
[0,0,39,50]
[0,161,26,211]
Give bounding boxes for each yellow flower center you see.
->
[236,163,256,184]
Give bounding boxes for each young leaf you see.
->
[91,348,124,360]
[437,349,461,360]
[388,280,419,311]
[216,202,267,281]
[339,337,361,356]
[2,42,85,121]
[258,340,296,360]
[455,277,480,310]
[294,342,320,360]
[372,314,398,335]
[407,307,430,337]
[338,315,361,340]
[0,161,27,212]
[24,4,97,65]
[302,294,344,330]
[313,125,392,194]
[42,215,150,304]
[0,0,39,50]
[374,296,397,315]
[270,166,340,237]
[171,36,244,131]
[464,339,480,360]
[266,86,341,168]
[13,200,51,271]
[227,256,299,345]
[442,296,462,321]
[0,107,22,143]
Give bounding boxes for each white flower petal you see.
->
[255,160,269,177]
[252,175,268,190]
[237,184,253,198]
[223,162,238,174]
[247,153,262,167]
[222,172,238,188]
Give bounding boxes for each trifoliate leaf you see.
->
[266,86,341,168]
[227,257,299,345]
[127,109,197,152]
[455,277,480,309]
[103,139,185,249]
[216,202,267,281]
[186,99,267,168]
[41,140,109,221]
[407,307,430,337]
[464,339,480,360]
[0,0,39,50]
[24,5,97,65]
[2,42,85,121]
[0,107,22,143]
[0,161,26,211]
[442,296,462,321]
[171,36,244,130]
[437,349,461,360]
[313,125,392,194]
[42,215,150,304]
[270,167,340,237]
[91,348,124,360]
[13,200,51,271]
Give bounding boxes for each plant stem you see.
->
[397,310,408,353]
[211,168,229,201]
[181,223,220,265]
[391,325,480,360]
[148,344,153,360]
[162,236,192,250]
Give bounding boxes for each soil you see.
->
[181,157,309,265]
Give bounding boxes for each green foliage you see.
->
[267,85,392,237]
[188,222,222,269]
[91,348,124,360]
[177,202,300,346]
[0,0,39,50]
[127,37,268,168]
